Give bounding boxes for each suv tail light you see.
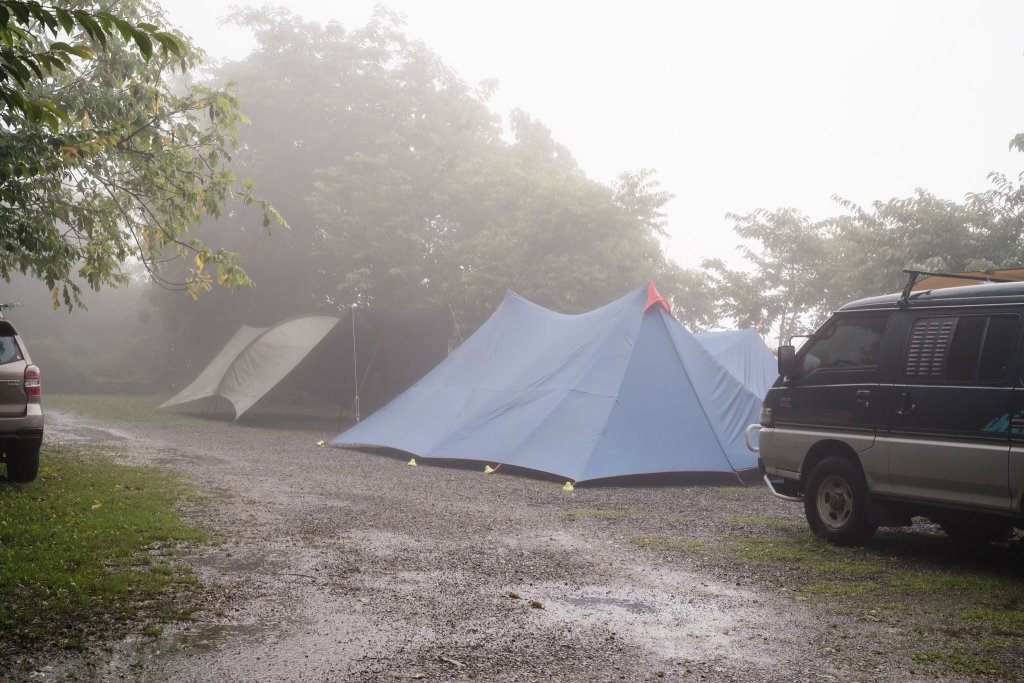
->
[24,364,40,398]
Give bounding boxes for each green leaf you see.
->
[29,4,58,34]
[73,11,106,47]
[8,2,29,24]
[53,7,74,33]
[153,32,183,58]
[110,17,135,41]
[129,28,152,61]
[62,43,94,60]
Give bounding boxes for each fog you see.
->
[165,0,1024,268]
[7,1,1024,398]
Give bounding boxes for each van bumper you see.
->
[762,473,804,503]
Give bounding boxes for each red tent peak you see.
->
[643,282,672,316]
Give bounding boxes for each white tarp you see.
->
[161,316,340,419]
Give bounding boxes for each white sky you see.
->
[164,1,1024,269]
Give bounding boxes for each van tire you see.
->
[804,456,877,545]
[6,444,39,483]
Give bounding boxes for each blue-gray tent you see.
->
[694,328,777,400]
[331,283,762,482]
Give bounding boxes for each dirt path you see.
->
[43,408,908,682]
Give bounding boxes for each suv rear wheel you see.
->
[804,456,877,545]
[6,444,39,482]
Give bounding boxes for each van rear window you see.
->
[904,314,1019,383]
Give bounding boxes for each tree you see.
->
[428,138,675,331]
[826,189,1003,308]
[0,1,184,127]
[157,8,682,354]
[706,150,1024,342]
[703,208,832,345]
[635,263,716,332]
[0,0,281,309]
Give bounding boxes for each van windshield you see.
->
[800,315,888,375]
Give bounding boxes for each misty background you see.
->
[5,1,1024,410]
[164,0,1024,269]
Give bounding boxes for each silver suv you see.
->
[0,311,41,482]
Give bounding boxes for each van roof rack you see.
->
[898,269,1011,308]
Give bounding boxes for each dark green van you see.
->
[753,275,1024,544]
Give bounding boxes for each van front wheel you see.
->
[804,456,877,545]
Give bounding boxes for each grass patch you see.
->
[630,534,706,554]
[46,393,341,426]
[913,646,1008,679]
[46,393,188,424]
[725,514,804,531]
[960,605,1024,635]
[718,486,761,495]
[885,568,1020,596]
[0,442,210,668]
[731,529,885,578]
[564,508,650,519]
[713,521,1024,679]
[614,492,1024,681]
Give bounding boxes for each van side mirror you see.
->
[777,345,797,377]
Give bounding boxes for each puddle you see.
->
[564,595,660,614]
[162,623,265,654]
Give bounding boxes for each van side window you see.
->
[904,315,1019,383]
[800,315,888,374]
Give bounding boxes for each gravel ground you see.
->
[33,407,1010,682]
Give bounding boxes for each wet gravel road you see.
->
[43,408,922,682]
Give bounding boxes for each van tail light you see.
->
[24,364,40,398]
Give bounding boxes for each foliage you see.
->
[703,208,832,344]
[0,0,283,310]
[153,8,679,355]
[0,0,185,128]
[0,442,207,666]
[708,153,1024,340]
[826,189,1006,306]
[657,265,719,332]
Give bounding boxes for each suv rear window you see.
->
[0,334,22,365]
[904,314,1019,384]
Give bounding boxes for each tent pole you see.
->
[352,307,360,422]
[449,304,463,344]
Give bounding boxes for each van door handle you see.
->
[855,389,871,407]
[896,392,916,415]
